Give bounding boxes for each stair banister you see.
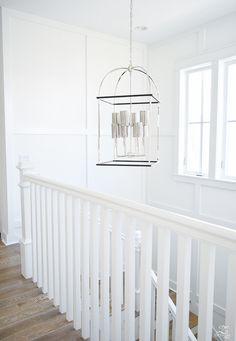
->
[156,227,171,341]
[151,271,197,341]
[100,207,110,340]
[17,157,35,279]
[18,160,236,341]
[124,216,136,341]
[21,174,236,251]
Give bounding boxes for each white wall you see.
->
[0,7,9,241]
[148,12,236,328]
[0,8,147,243]
[1,4,236,331]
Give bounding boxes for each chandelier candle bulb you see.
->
[133,123,138,137]
[140,110,149,126]
[117,125,121,138]
[116,112,121,125]
[120,111,129,126]
[133,122,143,138]
[126,112,130,126]
[111,124,118,138]
[130,112,137,126]
[121,125,128,138]
[112,112,118,124]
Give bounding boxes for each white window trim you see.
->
[219,58,236,181]
[179,64,212,177]
[175,45,236,186]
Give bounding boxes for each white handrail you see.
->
[18,166,236,341]
[24,173,236,251]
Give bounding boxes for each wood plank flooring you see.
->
[0,241,83,340]
[0,240,215,341]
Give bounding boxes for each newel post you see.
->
[17,156,34,279]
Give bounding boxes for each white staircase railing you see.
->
[18,161,236,341]
[151,271,197,341]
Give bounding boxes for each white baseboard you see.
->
[1,231,19,245]
[20,240,32,279]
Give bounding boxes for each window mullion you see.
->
[221,63,229,178]
[199,71,204,175]
[184,74,189,173]
[208,61,218,179]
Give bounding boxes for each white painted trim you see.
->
[197,213,236,230]
[174,45,236,185]
[13,130,171,137]
[1,7,146,51]
[13,129,89,136]
[1,7,148,244]
[1,231,19,245]
[148,197,236,230]
[147,199,193,217]
[175,45,236,72]
[170,270,226,319]
[194,293,226,318]
[1,6,18,244]
[170,279,177,292]
[24,173,236,251]
[150,12,236,50]
[20,239,32,278]
[173,174,236,190]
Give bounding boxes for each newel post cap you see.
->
[17,155,35,187]
[17,155,34,172]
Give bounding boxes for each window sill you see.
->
[173,173,236,190]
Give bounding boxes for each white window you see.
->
[220,59,236,180]
[179,65,212,176]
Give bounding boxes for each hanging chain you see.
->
[129,0,133,68]
[129,0,133,115]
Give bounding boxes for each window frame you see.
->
[179,63,212,177]
[176,45,236,184]
[219,58,236,181]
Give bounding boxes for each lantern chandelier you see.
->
[96,0,160,167]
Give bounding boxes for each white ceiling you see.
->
[0,0,236,44]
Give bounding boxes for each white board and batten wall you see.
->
[147,12,236,329]
[1,5,236,331]
[0,7,147,244]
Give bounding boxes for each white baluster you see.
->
[40,186,48,294]
[135,234,141,312]
[58,192,66,313]
[139,223,153,341]
[225,253,236,341]
[124,217,136,341]
[151,284,156,341]
[81,200,90,339]
[172,318,176,341]
[73,198,82,330]
[66,195,74,321]
[30,183,37,283]
[175,235,192,341]
[52,190,60,306]
[156,227,171,341]
[198,242,215,341]
[100,207,110,341]
[111,211,123,341]
[36,184,42,288]
[46,187,54,299]
[91,203,100,341]
[17,158,34,279]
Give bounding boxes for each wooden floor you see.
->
[0,240,207,341]
[0,241,83,341]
